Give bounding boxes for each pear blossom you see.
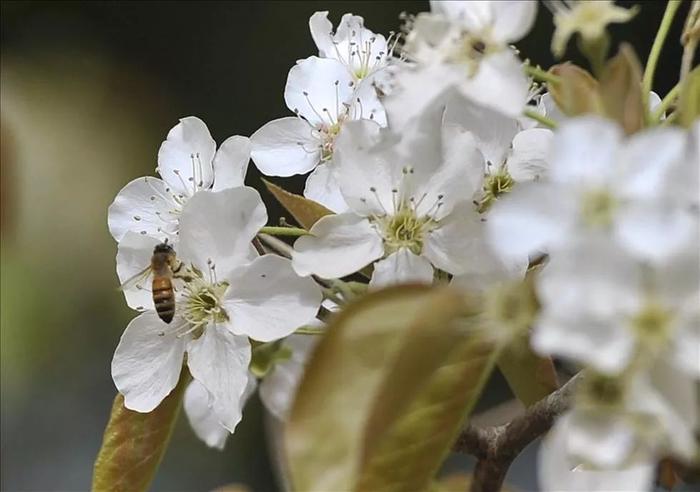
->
[108,116,250,243]
[111,188,322,434]
[293,110,494,287]
[487,116,695,264]
[385,0,536,127]
[546,0,639,58]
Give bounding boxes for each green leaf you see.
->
[548,63,603,116]
[92,370,189,492]
[498,335,559,407]
[286,285,497,492]
[262,179,333,230]
[599,43,645,135]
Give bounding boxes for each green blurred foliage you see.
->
[0,1,689,491]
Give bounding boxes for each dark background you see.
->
[0,1,690,491]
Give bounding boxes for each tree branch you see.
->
[454,373,582,492]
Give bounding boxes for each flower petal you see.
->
[369,249,434,288]
[178,187,267,276]
[111,311,186,412]
[250,117,320,177]
[507,128,553,182]
[309,11,335,58]
[212,135,250,191]
[303,163,349,213]
[108,176,179,243]
[284,56,355,125]
[186,326,251,432]
[157,116,216,196]
[293,213,383,278]
[488,1,538,43]
[223,255,322,342]
[115,231,162,311]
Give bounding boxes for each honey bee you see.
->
[120,242,183,323]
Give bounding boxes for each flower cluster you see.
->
[105,1,699,489]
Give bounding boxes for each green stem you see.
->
[259,226,309,237]
[295,326,326,335]
[524,64,561,85]
[522,109,557,129]
[651,81,682,121]
[321,288,345,307]
[642,0,683,118]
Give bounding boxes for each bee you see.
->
[120,242,183,323]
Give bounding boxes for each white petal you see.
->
[533,312,635,374]
[461,51,530,118]
[539,414,655,492]
[423,203,487,275]
[488,1,538,43]
[284,56,355,125]
[369,249,434,288]
[259,334,319,421]
[507,128,553,182]
[212,135,250,191]
[443,95,520,166]
[353,78,387,126]
[178,187,267,277]
[183,380,230,450]
[186,326,251,432]
[223,255,322,342]
[292,213,383,278]
[115,232,162,311]
[549,116,622,185]
[108,176,179,243]
[157,116,216,196]
[615,200,695,264]
[486,183,575,260]
[303,163,349,213]
[309,11,334,58]
[566,412,638,467]
[333,13,388,80]
[671,311,700,377]
[250,117,320,177]
[111,312,186,412]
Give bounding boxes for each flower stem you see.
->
[522,109,557,129]
[259,226,309,237]
[651,81,681,121]
[295,326,326,335]
[642,0,682,118]
[524,64,561,85]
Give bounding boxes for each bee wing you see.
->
[118,266,153,291]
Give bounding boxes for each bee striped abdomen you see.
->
[152,276,175,323]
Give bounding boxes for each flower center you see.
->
[479,170,515,212]
[182,275,229,336]
[319,120,344,161]
[578,373,626,409]
[581,188,617,227]
[378,204,434,255]
[630,301,672,347]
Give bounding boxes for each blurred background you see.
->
[0,1,689,491]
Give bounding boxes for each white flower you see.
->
[533,235,699,376]
[546,0,639,58]
[309,11,391,84]
[539,364,697,491]
[183,374,256,450]
[111,188,322,434]
[385,0,536,126]
[259,333,320,421]
[293,112,489,287]
[487,116,694,264]
[108,116,250,243]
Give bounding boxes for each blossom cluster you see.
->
[106,1,699,489]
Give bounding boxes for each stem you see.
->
[258,233,293,258]
[295,326,326,335]
[259,226,309,237]
[651,81,682,121]
[680,37,698,82]
[642,0,682,116]
[522,109,557,129]
[524,64,561,85]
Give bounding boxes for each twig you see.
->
[258,233,294,258]
[259,226,309,237]
[454,373,582,492]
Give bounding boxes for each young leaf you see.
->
[497,335,559,407]
[599,43,645,134]
[92,371,189,492]
[285,285,471,492]
[547,63,602,116]
[262,179,333,230]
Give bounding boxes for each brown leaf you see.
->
[599,43,645,134]
[498,335,559,407]
[262,178,333,230]
[548,63,602,116]
[92,371,189,492]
